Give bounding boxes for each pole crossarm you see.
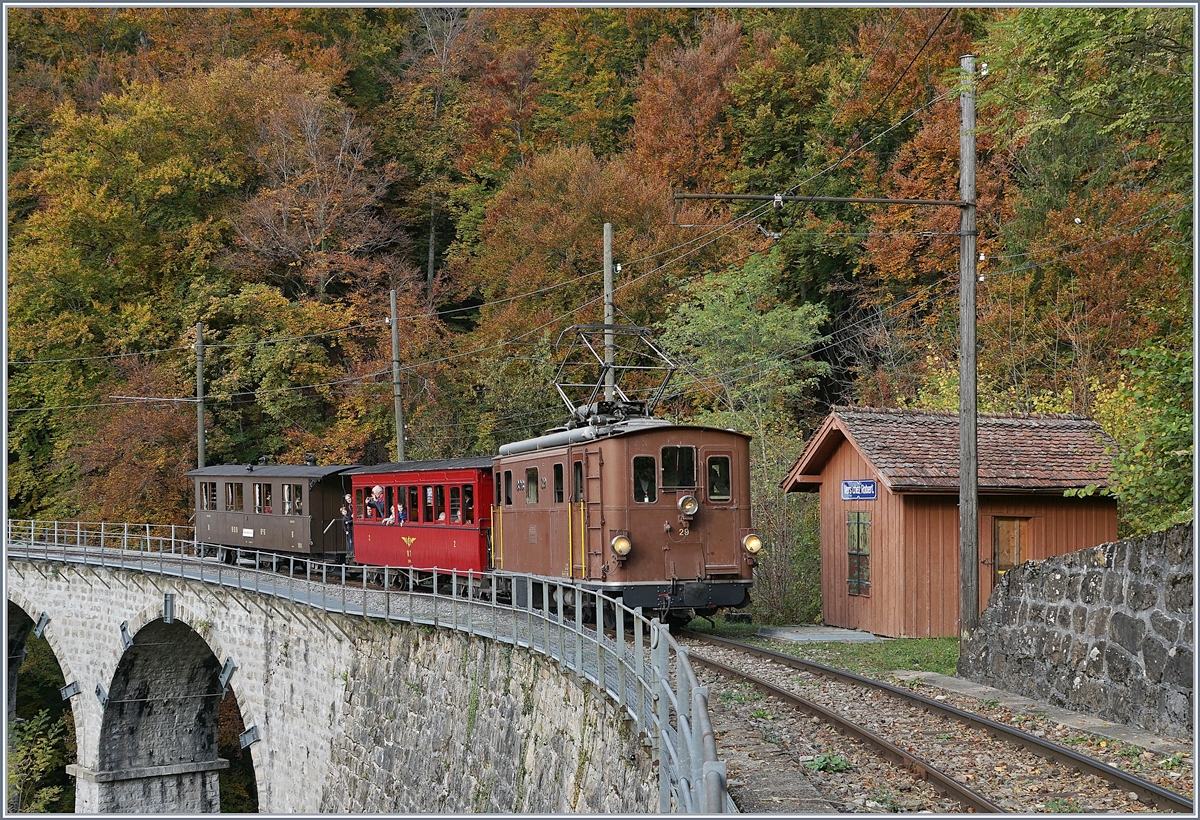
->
[672,191,967,208]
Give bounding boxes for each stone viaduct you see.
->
[6,558,661,813]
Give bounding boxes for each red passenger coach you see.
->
[346,458,494,571]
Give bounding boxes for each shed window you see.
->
[253,482,272,514]
[200,482,217,511]
[525,468,539,504]
[847,511,871,596]
[661,446,696,488]
[224,482,244,512]
[633,456,657,503]
[707,456,731,502]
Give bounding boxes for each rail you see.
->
[5,519,732,814]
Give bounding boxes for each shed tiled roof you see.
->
[782,406,1116,493]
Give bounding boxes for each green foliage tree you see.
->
[657,250,829,623]
[1083,344,1194,536]
[7,711,68,813]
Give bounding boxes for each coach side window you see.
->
[408,486,420,522]
[633,456,657,503]
[201,481,217,511]
[553,464,564,503]
[253,482,273,514]
[225,482,244,512]
[463,485,475,524]
[572,461,583,502]
[282,483,303,515]
[707,456,731,502]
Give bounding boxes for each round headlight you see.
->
[611,535,632,556]
[677,495,699,516]
[742,533,763,554]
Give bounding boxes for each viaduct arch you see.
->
[6,559,656,813]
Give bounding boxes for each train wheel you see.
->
[664,613,694,633]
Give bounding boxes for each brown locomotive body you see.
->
[492,418,756,619]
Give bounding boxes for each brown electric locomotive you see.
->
[492,417,759,624]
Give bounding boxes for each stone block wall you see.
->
[959,523,1193,738]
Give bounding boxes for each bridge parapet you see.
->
[6,519,731,813]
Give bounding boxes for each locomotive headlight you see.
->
[677,495,699,516]
[611,535,632,556]
[742,533,763,554]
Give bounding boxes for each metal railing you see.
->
[5,519,732,813]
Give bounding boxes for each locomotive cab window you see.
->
[707,456,731,502]
[572,461,583,502]
[504,471,513,506]
[633,456,657,503]
[525,468,539,504]
[661,446,696,488]
[200,481,217,511]
[225,482,244,512]
[554,463,564,503]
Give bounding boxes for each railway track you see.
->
[680,632,1194,814]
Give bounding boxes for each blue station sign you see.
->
[841,479,877,501]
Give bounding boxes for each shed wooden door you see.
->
[982,516,1028,606]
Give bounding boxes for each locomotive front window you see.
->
[504,471,513,506]
[526,468,539,504]
[661,446,696,488]
[572,461,583,502]
[633,456,657,503]
[554,463,564,503]
[224,482,244,512]
[253,482,273,514]
[707,456,732,502]
[462,485,475,524]
[201,481,217,511]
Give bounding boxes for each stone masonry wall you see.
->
[7,562,656,813]
[959,524,1193,738]
[321,626,656,813]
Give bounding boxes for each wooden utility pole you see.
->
[671,57,982,639]
[390,289,406,462]
[958,54,980,638]
[195,322,205,469]
[603,222,615,403]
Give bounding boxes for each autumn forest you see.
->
[7,7,1193,586]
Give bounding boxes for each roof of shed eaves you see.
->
[782,406,1116,493]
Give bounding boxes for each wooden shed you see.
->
[781,406,1118,638]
